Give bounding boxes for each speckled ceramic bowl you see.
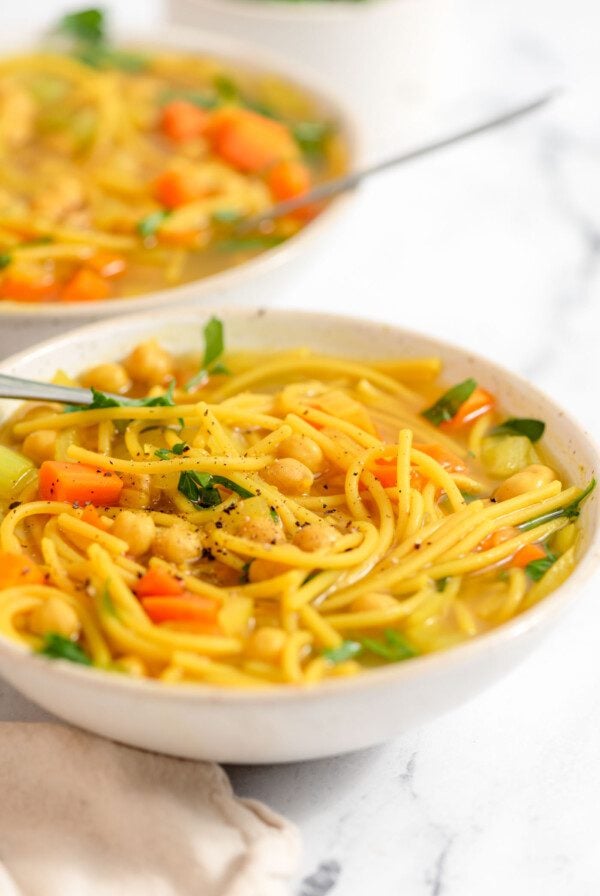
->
[0,308,598,763]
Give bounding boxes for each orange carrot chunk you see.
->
[209,107,298,173]
[0,552,45,588]
[141,594,219,625]
[38,461,123,506]
[267,159,311,201]
[478,526,518,551]
[87,251,127,279]
[441,387,495,431]
[60,267,111,302]
[134,567,185,598]
[154,170,204,209]
[0,270,57,303]
[510,543,547,568]
[160,100,209,143]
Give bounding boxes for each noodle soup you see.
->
[0,9,347,304]
[0,318,593,688]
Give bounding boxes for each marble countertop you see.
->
[1,1,599,893]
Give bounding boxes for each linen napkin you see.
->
[0,723,300,896]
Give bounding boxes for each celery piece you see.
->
[0,445,36,501]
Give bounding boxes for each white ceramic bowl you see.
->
[0,26,360,357]
[0,307,598,764]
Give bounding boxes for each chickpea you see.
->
[22,429,57,464]
[278,433,324,473]
[494,464,556,503]
[111,510,155,556]
[246,627,287,663]
[262,458,313,496]
[81,362,131,395]
[239,517,284,545]
[248,558,289,583]
[123,340,173,386]
[30,597,80,639]
[292,523,338,553]
[119,472,151,510]
[152,524,201,564]
[350,593,398,613]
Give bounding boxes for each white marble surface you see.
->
[1,0,600,893]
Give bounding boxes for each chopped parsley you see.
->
[361,629,416,662]
[520,478,596,531]
[184,316,230,391]
[178,471,254,508]
[491,418,545,442]
[137,209,171,239]
[322,640,362,664]
[422,378,477,427]
[65,382,176,413]
[0,253,12,270]
[526,551,557,581]
[38,632,92,666]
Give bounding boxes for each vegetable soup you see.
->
[0,9,347,304]
[0,318,593,687]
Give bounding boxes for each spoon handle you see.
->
[238,90,557,232]
[0,374,97,406]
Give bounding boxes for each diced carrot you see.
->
[80,504,110,531]
[441,387,495,431]
[154,170,204,209]
[0,552,45,588]
[510,543,547,568]
[60,267,111,302]
[87,251,127,279]
[0,270,57,303]
[371,458,398,489]
[38,461,123,506]
[134,567,185,598]
[160,100,209,143]
[208,107,298,173]
[267,159,311,201]
[413,443,467,473]
[141,594,219,625]
[478,526,518,551]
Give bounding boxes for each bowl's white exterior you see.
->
[0,308,598,764]
[0,26,361,357]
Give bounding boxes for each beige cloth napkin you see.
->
[0,723,300,896]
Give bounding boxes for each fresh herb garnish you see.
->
[137,209,171,239]
[422,378,477,427]
[184,316,230,391]
[216,235,285,253]
[155,442,188,460]
[0,253,12,270]
[436,577,449,592]
[519,478,596,531]
[160,88,218,110]
[240,561,251,584]
[269,507,280,524]
[56,8,105,44]
[39,632,92,666]
[75,45,147,71]
[292,121,331,157]
[214,74,240,103]
[491,418,546,442]
[212,209,243,225]
[361,629,416,662]
[526,550,557,581]
[66,382,176,413]
[322,640,362,664]
[460,491,480,504]
[178,471,254,508]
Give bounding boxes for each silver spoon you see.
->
[237,91,556,232]
[0,374,118,407]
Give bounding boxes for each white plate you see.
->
[0,307,598,763]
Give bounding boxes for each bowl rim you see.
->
[170,0,403,23]
[0,23,363,319]
[0,305,599,704]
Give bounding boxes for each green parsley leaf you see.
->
[137,209,170,238]
[436,577,449,592]
[212,209,243,225]
[240,561,251,584]
[214,74,240,103]
[66,382,176,413]
[56,8,105,44]
[292,120,331,157]
[160,88,218,110]
[184,317,230,392]
[75,45,147,71]
[323,640,362,664]
[154,448,172,460]
[520,478,596,531]
[177,471,254,508]
[422,378,477,426]
[491,418,546,442]
[361,629,416,662]
[39,632,92,666]
[460,491,480,504]
[269,507,280,524]
[0,253,12,270]
[526,551,557,581]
